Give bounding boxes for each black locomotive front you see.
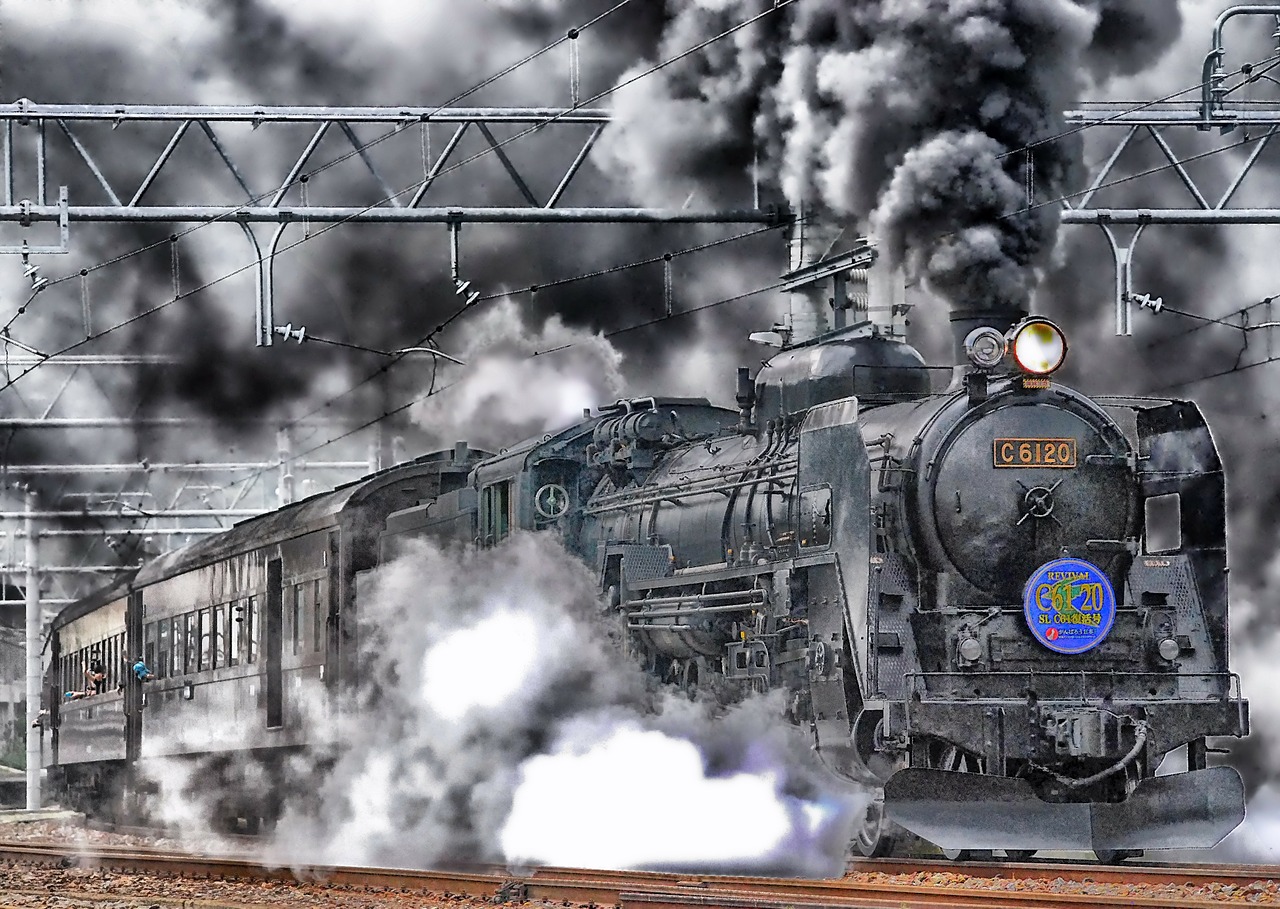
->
[848,320,1247,857]
[574,314,1247,859]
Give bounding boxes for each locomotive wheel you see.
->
[1005,849,1037,861]
[1095,849,1140,864]
[681,661,699,700]
[942,848,993,861]
[853,791,898,858]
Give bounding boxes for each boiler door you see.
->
[929,402,1135,602]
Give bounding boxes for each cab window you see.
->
[481,481,512,545]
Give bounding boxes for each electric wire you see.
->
[41,0,638,289]
[13,4,1280,503]
[1143,293,1279,347]
[279,219,793,441]
[474,222,784,303]
[1151,355,1280,392]
[2,91,1269,404]
[0,0,797,397]
[187,271,796,501]
[995,53,1280,162]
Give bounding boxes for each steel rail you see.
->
[0,842,1274,909]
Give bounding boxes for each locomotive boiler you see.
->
[42,245,1248,861]
[547,311,1248,859]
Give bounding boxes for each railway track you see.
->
[0,840,1274,908]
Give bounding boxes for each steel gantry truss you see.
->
[1061,5,1280,334]
[0,101,780,344]
[0,101,780,619]
[0,353,382,612]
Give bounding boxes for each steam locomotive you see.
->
[44,263,1248,861]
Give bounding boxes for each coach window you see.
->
[144,623,158,677]
[212,605,227,670]
[193,610,206,672]
[247,596,258,664]
[158,621,171,678]
[481,481,512,545]
[313,580,324,653]
[229,602,242,667]
[291,584,302,656]
[184,613,197,674]
[170,617,184,676]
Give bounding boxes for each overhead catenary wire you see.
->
[12,3,1280,467]
[41,0,640,290]
[1151,354,1280,392]
[19,1,1272,380]
[473,222,784,303]
[270,219,796,449]
[0,0,797,398]
[3,81,1272,398]
[189,271,798,502]
[294,216,799,433]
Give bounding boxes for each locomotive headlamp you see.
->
[964,327,1006,370]
[1157,638,1181,662]
[1009,318,1067,375]
[958,637,983,663]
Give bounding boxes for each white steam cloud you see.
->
[502,716,853,874]
[136,532,860,875]
[411,298,626,451]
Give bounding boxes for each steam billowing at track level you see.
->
[118,534,863,876]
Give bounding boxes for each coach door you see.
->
[265,559,284,729]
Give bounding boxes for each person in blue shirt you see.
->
[132,656,154,682]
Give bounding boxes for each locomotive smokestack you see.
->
[785,207,846,344]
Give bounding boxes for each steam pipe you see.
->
[631,590,767,609]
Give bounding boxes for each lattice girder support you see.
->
[0,100,780,345]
